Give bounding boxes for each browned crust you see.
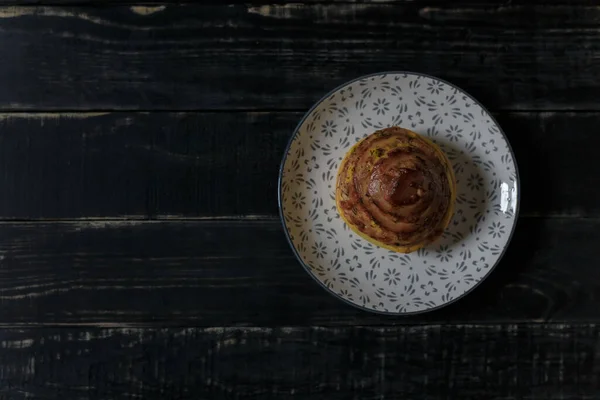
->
[335,127,456,253]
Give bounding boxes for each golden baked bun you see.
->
[336,127,456,253]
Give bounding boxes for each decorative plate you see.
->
[278,72,519,314]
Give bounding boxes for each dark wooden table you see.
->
[0,1,598,398]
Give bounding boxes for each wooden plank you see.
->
[0,112,295,219]
[0,218,596,326]
[0,111,596,219]
[0,324,598,399]
[498,112,599,218]
[0,4,599,110]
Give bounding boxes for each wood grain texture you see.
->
[0,112,295,219]
[0,0,595,4]
[0,218,595,326]
[3,0,595,4]
[0,111,596,219]
[0,2,595,396]
[0,324,599,399]
[0,3,599,110]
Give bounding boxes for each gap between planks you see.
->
[1,109,600,115]
[0,215,278,224]
[0,214,594,224]
[0,322,591,329]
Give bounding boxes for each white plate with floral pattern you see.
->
[279,72,519,314]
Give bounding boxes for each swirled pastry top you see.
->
[336,127,456,253]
